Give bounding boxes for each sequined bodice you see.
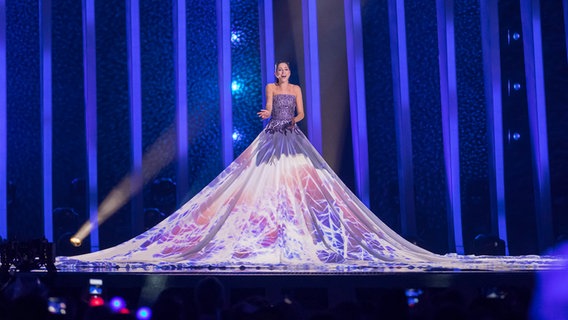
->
[264,94,298,134]
[271,94,296,120]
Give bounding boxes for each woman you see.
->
[257,60,304,126]
[57,62,558,270]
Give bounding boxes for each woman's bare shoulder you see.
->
[292,84,302,93]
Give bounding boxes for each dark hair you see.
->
[274,60,290,84]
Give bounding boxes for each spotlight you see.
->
[507,30,521,44]
[231,81,241,92]
[507,130,522,143]
[231,31,241,43]
[136,306,151,320]
[55,232,80,256]
[0,238,56,273]
[53,208,84,256]
[232,129,244,142]
[109,296,127,313]
[70,237,82,247]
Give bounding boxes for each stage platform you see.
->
[3,240,564,318]
[41,268,540,291]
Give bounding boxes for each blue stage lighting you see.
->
[231,81,241,92]
[231,31,240,43]
[136,307,152,320]
[109,296,126,312]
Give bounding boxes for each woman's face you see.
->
[275,63,290,82]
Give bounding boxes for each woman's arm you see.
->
[258,84,273,120]
[293,85,304,124]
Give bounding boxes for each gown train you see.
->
[56,94,561,271]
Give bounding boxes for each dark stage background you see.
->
[1,0,567,257]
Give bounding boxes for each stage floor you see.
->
[7,260,560,293]
[21,267,547,299]
[43,268,542,291]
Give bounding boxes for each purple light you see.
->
[480,0,509,253]
[136,307,151,320]
[344,0,370,206]
[217,0,233,166]
[301,0,323,153]
[0,0,8,239]
[82,0,99,251]
[520,0,553,251]
[436,0,464,254]
[126,0,144,234]
[173,0,188,206]
[40,0,54,242]
[109,297,126,312]
[388,0,417,237]
[259,0,275,120]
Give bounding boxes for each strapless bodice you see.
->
[264,94,298,134]
[271,94,296,120]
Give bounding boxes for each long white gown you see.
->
[56,94,561,271]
